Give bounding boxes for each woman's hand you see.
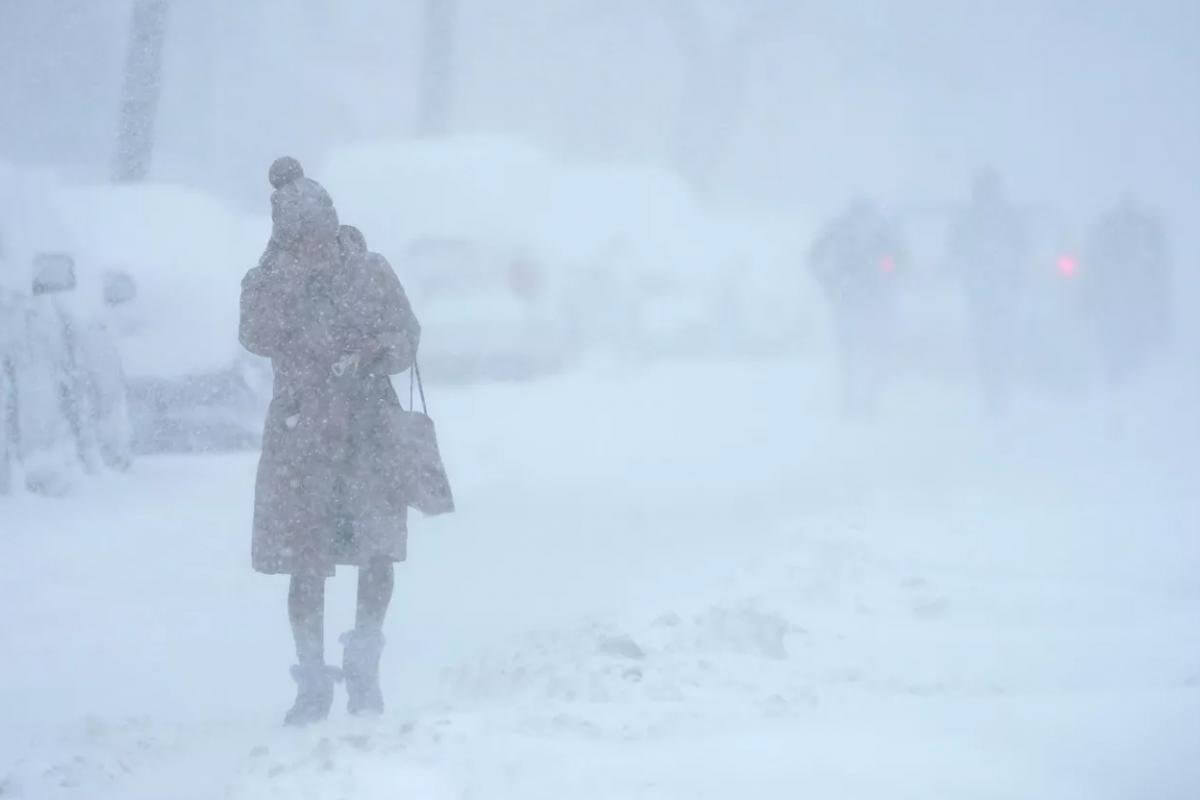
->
[356,331,417,375]
[331,351,361,377]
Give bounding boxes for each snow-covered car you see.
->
[323,137,578,382]
[399,237,569,382]
[23,256,102,482]
[1,169,133,493]
[537,165,725,360]
[539,164,816,361]
[0,254,132,494]
[325,137,796,369]
[51,182,271,453]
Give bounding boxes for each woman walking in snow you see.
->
[239,157,421,725]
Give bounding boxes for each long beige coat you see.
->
[240,240,420,577]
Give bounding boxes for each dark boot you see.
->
[283,663,340,726]
[340,628,385,715]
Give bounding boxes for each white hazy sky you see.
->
[1,0,1197,243]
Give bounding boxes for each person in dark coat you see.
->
[808,197,906,415]
[240,157,421,725]
[1081,194,1171,388]
[946,169,1030,415]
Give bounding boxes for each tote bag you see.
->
[386,361,454,515]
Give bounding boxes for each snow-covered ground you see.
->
[2,357,1198,799]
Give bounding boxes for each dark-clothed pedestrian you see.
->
[240,157,421,725]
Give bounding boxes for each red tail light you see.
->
[1056,254,1079,278]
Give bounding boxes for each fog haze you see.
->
[1,3,1197,798]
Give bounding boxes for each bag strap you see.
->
[408,359,428,415]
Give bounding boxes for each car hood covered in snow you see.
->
[51,182,268,379]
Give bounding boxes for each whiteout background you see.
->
[1,2,1199,798]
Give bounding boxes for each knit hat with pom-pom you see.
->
[268,156,304,189]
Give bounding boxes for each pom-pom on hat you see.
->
[268,156,304,189]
